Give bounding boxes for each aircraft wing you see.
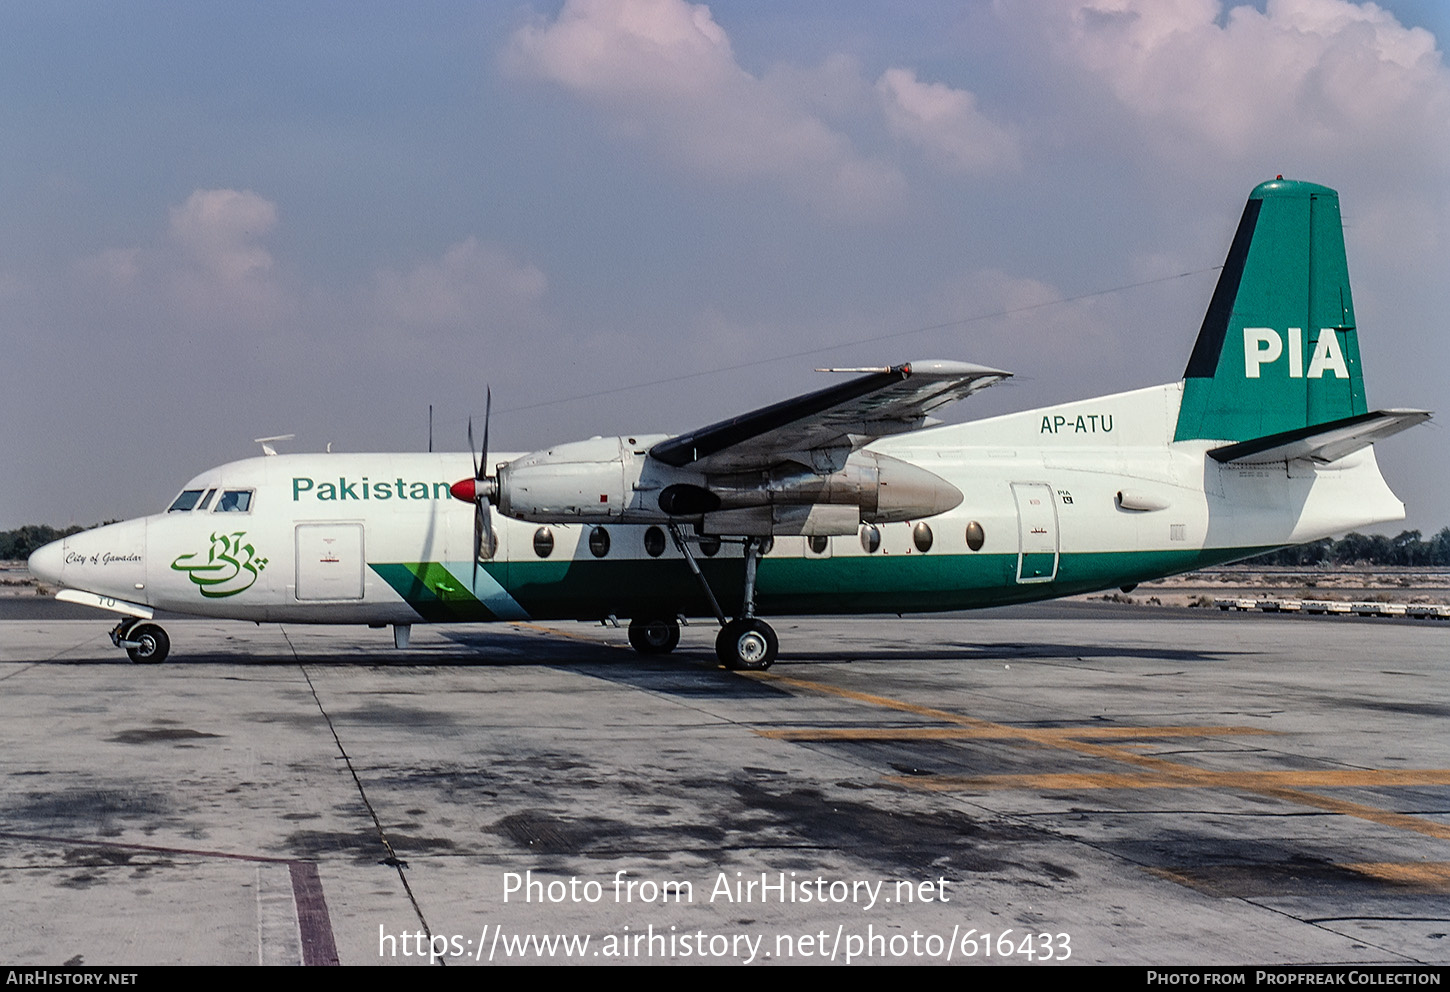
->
[649,360,1010,473]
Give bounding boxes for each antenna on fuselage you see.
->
[428,404,433,453]
[254,434,295,456]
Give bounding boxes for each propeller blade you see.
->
[480,502,496,560]
[467,417,479,481]
[473,499,484,588]
[467,387,498,588]
[481,387,491,484]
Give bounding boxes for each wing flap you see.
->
[649,360,1009,472]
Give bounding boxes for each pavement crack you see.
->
[282,625,442,964]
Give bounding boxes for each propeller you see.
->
[449,388,500,586]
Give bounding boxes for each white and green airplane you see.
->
[28,179,1429,669]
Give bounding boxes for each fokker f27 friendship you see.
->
[29,180,1429,669]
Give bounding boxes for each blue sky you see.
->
[3,0,1446,532]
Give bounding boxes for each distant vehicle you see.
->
[29,180,1427,669]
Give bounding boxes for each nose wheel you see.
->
[110,619,170,664]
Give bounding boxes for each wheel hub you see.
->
[736,632,768,664]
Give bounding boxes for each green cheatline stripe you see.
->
[370,562,504,622]
[372,545,1278,622]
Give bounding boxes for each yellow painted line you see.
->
[1153,862,1450,894]
[512,622,630,650]
[1054,726,1277,739]
[1146,867,1209,891]
[1257,788,1450,843]
[1342,862,1450,887]
[745,672,1002,728]
[884,769,1450,792]
[747,673,1258,771]
[757,725,1274,742]
[750,670,1450,844]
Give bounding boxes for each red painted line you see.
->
[0,829,293,863]
[1,830,341,965]
[290,861,341,967]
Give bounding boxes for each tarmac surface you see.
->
[0,601,1447,966]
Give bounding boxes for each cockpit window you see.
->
[196,489,216,510]
[215,490,253,513]
[168,490,205,512]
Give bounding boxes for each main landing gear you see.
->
[714,617,777,671]
[110,619,170,664]
[626,525,777,671]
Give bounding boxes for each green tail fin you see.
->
[1174,179,1367,442]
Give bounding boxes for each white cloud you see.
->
[508,0,737,96]
[168,188,278,282]
[1036,0,1450,166]
[372,237,548,331]
[505,0,905,218]
[876,68,1021,174]
[154,188,292,327]
[67,192,551,346]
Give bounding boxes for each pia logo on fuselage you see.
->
[1243,327,1349,379]
[171,531,269,598]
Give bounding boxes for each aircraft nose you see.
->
[27,538,65,586]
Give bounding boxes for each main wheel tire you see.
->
[715,618,777,671]
[628,617,680,655]
[126,623,170,664]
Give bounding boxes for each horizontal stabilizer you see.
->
[1208,409,1430,465]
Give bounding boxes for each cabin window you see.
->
[807,535,828,555]
[215,490,253,513]
[860,524,880,554]
[965,521,985,551]
[168,490,205,512]
[698,535,721,557]
[533,527,554,558]
[644,526,667,558]
[588,526,610,558]
[912,521,933,553]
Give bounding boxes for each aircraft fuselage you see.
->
[30,380,1405,628]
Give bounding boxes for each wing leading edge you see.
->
[649,360,1010,474]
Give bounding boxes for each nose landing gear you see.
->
[110,619,170,664]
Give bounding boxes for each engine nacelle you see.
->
[492,438,962,531]
[704,451,962,523]
[497,436,651,521]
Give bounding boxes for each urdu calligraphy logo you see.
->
[171,531,269,598]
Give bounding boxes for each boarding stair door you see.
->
[1012,483,1059,584]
